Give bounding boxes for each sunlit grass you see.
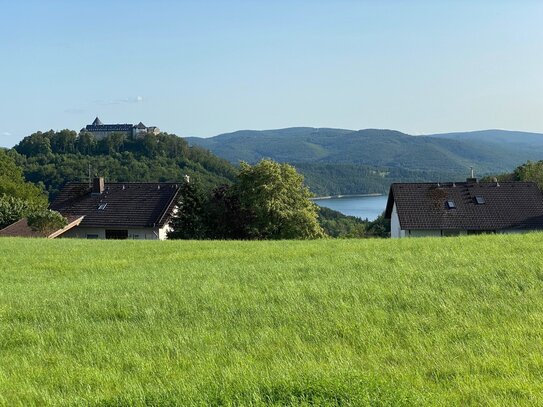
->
[1,235,543,405]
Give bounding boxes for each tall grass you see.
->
[1,235,543,405]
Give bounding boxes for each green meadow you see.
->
[1,235,543,406]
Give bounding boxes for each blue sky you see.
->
[1,0,542,147]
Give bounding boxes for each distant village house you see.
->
[385,176,543,238]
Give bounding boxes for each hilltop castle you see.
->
[84,117,160,140]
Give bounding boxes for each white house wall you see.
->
[58,227,164,240]
[390,203,406,238]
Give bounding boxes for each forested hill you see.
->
[187,128,543,172]
[11,129,237,199]
[187,128,543,195]
[427,129,543,148]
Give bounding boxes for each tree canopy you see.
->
[169,160,325,240]
[13,129,238,199]
[484,160,543,191]
[234,160,324,239]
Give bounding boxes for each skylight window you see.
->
[446,200,456,209]
[475,196,485,204]
[98,203,107,210]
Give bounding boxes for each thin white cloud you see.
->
[2,132,12,137]
[94,96,144,106]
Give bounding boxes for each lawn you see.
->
[1,235,543,406]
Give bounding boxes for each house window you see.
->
[446,200,456,209]
[475,196,485,204]
[86,234,99,239]
[105,230,128,240]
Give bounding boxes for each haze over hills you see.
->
[427,129,543,150]
[187,128,543,195]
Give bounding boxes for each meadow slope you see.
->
[1,236,543,406]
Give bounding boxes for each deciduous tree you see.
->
[234,160,324,239]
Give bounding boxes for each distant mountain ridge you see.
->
[187,128,543,170]
[426,129,543,150]
[186,128,543,195]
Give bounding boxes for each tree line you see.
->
[3,128,391,238]
[13,129,237,198]
[483,160,543,190]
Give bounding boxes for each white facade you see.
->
[390,203,406,238]
[393,228,530,239]
[58,224,171,240]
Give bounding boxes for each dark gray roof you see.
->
[136,122,146,129]
[86,123,134,132]
[92,117,103,126]
[385,181,543,231]
[50,183,180,228]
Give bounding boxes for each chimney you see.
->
[466,167,477,183]
[92,177,105,194]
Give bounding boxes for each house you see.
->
[47,177,180,240]
[384,177,543,238]
[84,117,160,140]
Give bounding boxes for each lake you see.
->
[313,194,388,221]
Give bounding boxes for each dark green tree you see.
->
[167,179,207,239]
[76,131,97,155]
[106,132,126,154]
[15,132,52,156]
[365,213,390,238]
[51,130,77,153]
[141,133,158,158]
[204,184,249,239]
